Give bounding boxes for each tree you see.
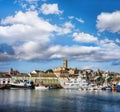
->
[45,69,53,73]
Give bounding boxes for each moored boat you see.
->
[117,82,120,92]
[35,85,48,90]
[101,86,112,91]
[58,77,81,89]
[9,80,32,89]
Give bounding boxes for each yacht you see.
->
[79,79,88,90]
[58,77,81,89]
[57,75,88,89]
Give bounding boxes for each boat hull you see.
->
[35,86,48,90]
[117,85,120,92]
[10,84,32,89]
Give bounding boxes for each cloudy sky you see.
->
[0,0,120,72]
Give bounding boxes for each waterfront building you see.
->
[12,72,60,87]
[0,73,12,85]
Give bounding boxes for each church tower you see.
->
[63,59,68,68]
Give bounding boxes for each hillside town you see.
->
[0,60,120,90]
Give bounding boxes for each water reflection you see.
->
[0,89,120,112]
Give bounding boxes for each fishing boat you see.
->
[10,80,32,89]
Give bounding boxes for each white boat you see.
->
[79,79,88,90]
[63,78,80,89]
[55,73,89,89]
[58,77,82,89]
[10,80,31,89]
[35,85,48,90]
[54,73,80,89]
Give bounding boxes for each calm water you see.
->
[0,89,120,112]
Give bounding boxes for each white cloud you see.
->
[47,45,100,60]
[12,40,100,61]
[25,0,39,4]
[40,3,63,15]
[0,38,120,62]
[97,11,120,33]
[98,42,120,61]
[10,41,120,62]
[56,22,74,35]
[0,11,75,44]
[21,3,27,9]
[0,6,120,63]
[0,11,57,42]
[75,18,84,23]
[100,38,114,45]
[116,38,120,43]
[68,16,74,19]
[63,22,74,29]
[73,32,98,43]
[13,41,50,60]
[28,5,36,11]
[68,16,84,23]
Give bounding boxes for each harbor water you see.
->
[0,89,120,112]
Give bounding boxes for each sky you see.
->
[0,0,120,73]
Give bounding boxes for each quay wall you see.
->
[12,76,62,87]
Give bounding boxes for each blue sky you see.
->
[0,0,120,73]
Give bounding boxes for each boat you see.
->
[101,86,112,91]
[55,73,89,89]
[117,82,120,92]
[106,86,112,90]
[35,85,48,90]
[55,72,89,89]
[79,79,88,90]
[10,80,32,89]
[58,77,82,89]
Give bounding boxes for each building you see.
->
[0,73,12,85]
[54,59,68,74]
[63,59,68,68]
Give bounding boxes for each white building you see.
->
[0,74,12,84]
